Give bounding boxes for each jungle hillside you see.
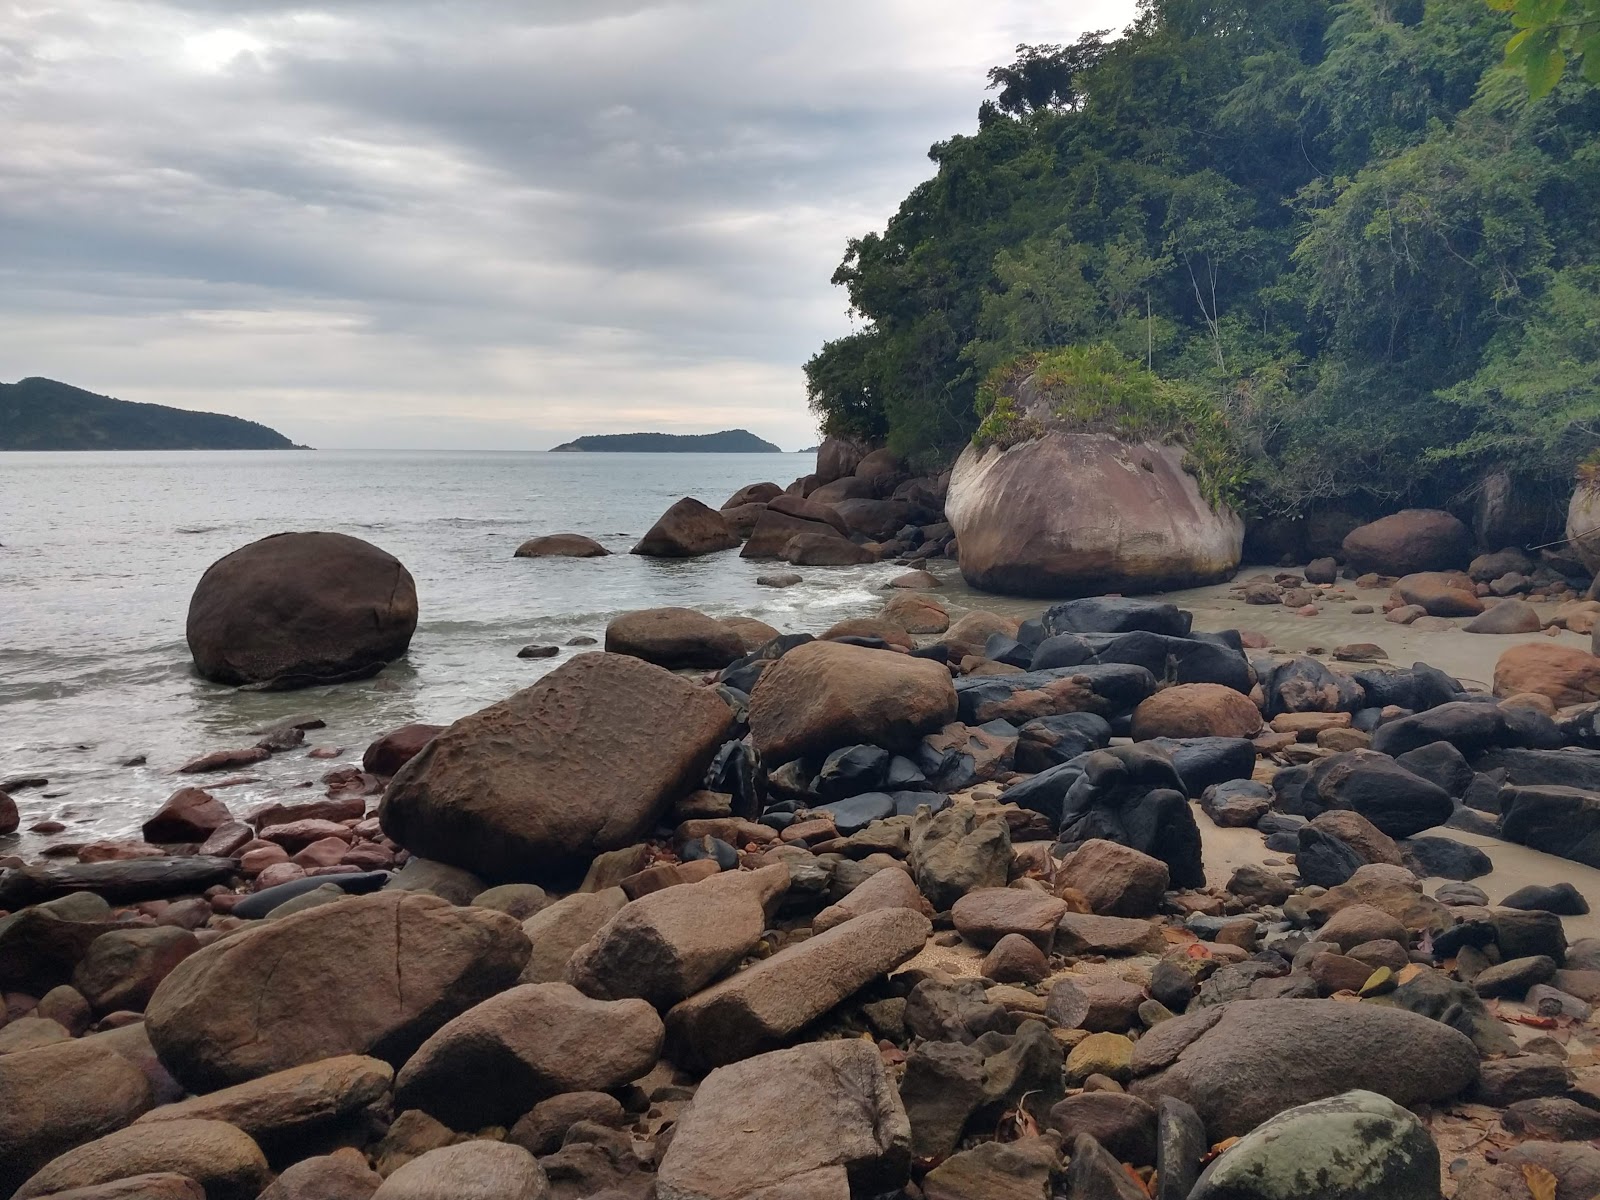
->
[803,0,1600,521]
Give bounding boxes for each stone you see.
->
[922,1138,1060,1200]
[363,725,446,777]
[1474,1054,1572,1106]
[909,806,1011,911]
[1501,882,1589,915]
[1056,913,1165,957]
[1318,903,1410,951]
[0,1038,155,1198]
[259,1152,384,1200]
[654,1039,910,1200]
[507,1092,626,1156]
[1308,810,1402,868]
[471,883,550,920]
[632,497,741,557]
[1503,1097,1600,1142]
[186,531,417,689]
[1128,999,1478,1139]
[566,865,787,1007]
[1393,571,1484,617]
[1154,1096,1207,1200]
[379,654,733,883]
[1202,780,1272,828]
[757,571,803,588]
[1046,978,1147,1033]
[1048,1092,1155,1165]
[664,906,930,1071]
[1187,1089,1439,1200]
[145,891,529,1093]
[1474,955,1558,999]
[371,1142,549,1200]
[1494,643,1600,707]
[944,429,1243,597]
[1130,684,1262,740]
[1304,750,1453,838]
[1062,1133,1147,1199]
[73,927,200,1014]
[605,607,745,669]
[749,640,956,766]
[141,789,231,844]
[515,533,609,558]
[1227,864,1292,907]
[1015,712,1113,773]
[1341,510,1471,576]
[951,888,1069,950]
[1400,834,1492,881]
[1467,600,1544,634]
[13,1120,270,1200]
[1059,839,1170,918]
[393,982,663,1128]
[26,1176,206,1200]
[813,866,931,933]
[784,532,875,565]
[983,934,1051,983]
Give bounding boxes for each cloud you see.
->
[0,0,1136,450]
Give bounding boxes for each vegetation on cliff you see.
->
[549,430,782,453]
[0,378,301,451]
[804,0,1600,519]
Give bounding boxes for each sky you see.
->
[0,0,1138,451]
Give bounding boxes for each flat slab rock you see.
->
[655,1039,911,1200]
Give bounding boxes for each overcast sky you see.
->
[1,0,1136,451]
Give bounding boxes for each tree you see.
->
[1489,0,1600,96]
[984,34,1110,117]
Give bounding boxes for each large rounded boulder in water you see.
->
[186,531,418,689]
[945,432,1243,598]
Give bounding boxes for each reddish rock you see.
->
[741,508,849,559]
[362,724,445,777]
[177,747,270,775]
[768,493,852,537]
[723,482,783,509]
[142,789,232,844]
[1493,643,1600,707]
[293,837,351,869]
[783,533,876,566]
[239,845,290,874]
[605,607,746,670]
[814,867,933,933]
[950,888,1069,951]
[1129,684,1261,740]
[73,928,201,1014]
[0,789,18,836]
[187,531,418,689]
[1059,840,1171,918]
[1342,510,1472,576]
[632,497,741,558]
[1394,572,1484,617]
[260,819,353,850]
[77,841,164,864]
[199,823,253,857]
[882,593,949,634]
[514,533,610,558]
[254,863,306,890]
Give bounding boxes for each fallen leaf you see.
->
[1394,963,1423,986]
[1521,1162,1557,1200]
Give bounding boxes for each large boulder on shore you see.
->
[631,497,741,557]
[1341,510,1471,575]
[944,432,1243,597]
[815,435,872,485]
[186,531,418,688]
[145,890,530,1093]
[379,653,734,881]
[748,640,956,766]
[1568,483,1600,572]
[1129,999,1478,1139]
[604,607,746,669]
[655,1038,912,1200]
[1493,642,1600,708]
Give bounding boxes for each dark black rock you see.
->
[1063,1134,1148,1200]
[810,791,895,835]
[1305,749,1453,837]
[0,856,240,909]
[1372,702,1508,759]
[1269,765,1317,819]
[1294,827,1366,888]
[1400,835,1493,881]
[1144,737,1257,795]
[1154,1096,1208,1200]
[1200,779,1272,828]
[230,869,391,919]
[1264,831,1300,853]
[1014,712,1113,773]
[1351,706,1388,734]
[706,738,762,819]
[680,835,739,870]
[1501,786,1600,868]
[1444,803,1501,837]
[1016,618,1047,648]
[1260,657,1363,719]
[1257,811,1308,837]
[1476,748,1600,793]
[953,663,1156,725]
[1411,662,1463,711]
[982,633,1034,669]
[1041,597,1192,639]
[908,643,951,664]
[892,790,950,817]
[1352,669,1416,710]
[1501,705,1567,750]
[1432,919,1497,961]
[1493,908,1567,965]
[1394,740,1474,799]
[1030,633,1099,672]
[1461,771,1506,815]
[814,744,890,801]
[884,755,929,791]
[719,661,766,695]
[1558,702,1600,749]
[1500,882,1590,916]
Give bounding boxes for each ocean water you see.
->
[0,449,942,845]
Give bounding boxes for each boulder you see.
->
[1494,643,1600,707]
[784,532,876,566]
[815,436,871,485]
[1342,511,1471,576]
[605,607,746,669]
[723,482,783,508]
[1130,684,1262,740]
[0,787,16,835]
[909,806,1011,911]
[507,1092,627,1156]
[832,498,916,540]
[881,593,950,634]
[514,534,609,558]
[141,788,231,844]
[519,888,629,983]
[13,1120,269,1200]
[1466,600,1543,634]
[0,1039,155,1198]
[654,1039,911,1200]
[665,906,930,1070]
[145,891,529,1093]
[951,889,1069,950]
[1058,839,1170,917]
[394,982,663,1129]
[186,531,418,688]
[813,866,932,933]
[566,865,787,1007]
[1568,483,1600,572]
[742,508,849,559]
[73,926,200,1014]
[923,1139,1061,1200]
[259,1152,385,1200]
[940,611,1023,660]
[371,1142,549,1200]
[134,1055,391,1154]
[944,432,1242,597]
[1304,750,1453,838]
[363,724,446,777]
[1129,999,1478,1139]
[1187,1090,1439,1200]
[379,654,733,882]
[748,640,956,766]
[633,497,741,557]
[27,1177,205,1200]
[1393,572,1484,617]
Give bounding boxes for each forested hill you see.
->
[0,378,302,450]
[804,0,1600,519]
[549,430,783,452]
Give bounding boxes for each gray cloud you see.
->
[0,0,1135,449]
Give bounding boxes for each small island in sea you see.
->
[548,429,782,453]
[0,377,305,451]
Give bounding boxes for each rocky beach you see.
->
[7,434,1600,1200]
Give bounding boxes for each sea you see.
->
[0,449,989,848]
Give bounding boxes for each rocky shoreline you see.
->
[9,446,1600,1199]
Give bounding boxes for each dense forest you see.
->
[0,378,300,451]
[804,0,1600,521]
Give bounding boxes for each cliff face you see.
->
[549,430,781,453]
[0,378,301,450]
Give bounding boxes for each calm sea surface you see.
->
[0,449,958,845]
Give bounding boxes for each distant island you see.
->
[549,429,782,453]
[0,378,304,451]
